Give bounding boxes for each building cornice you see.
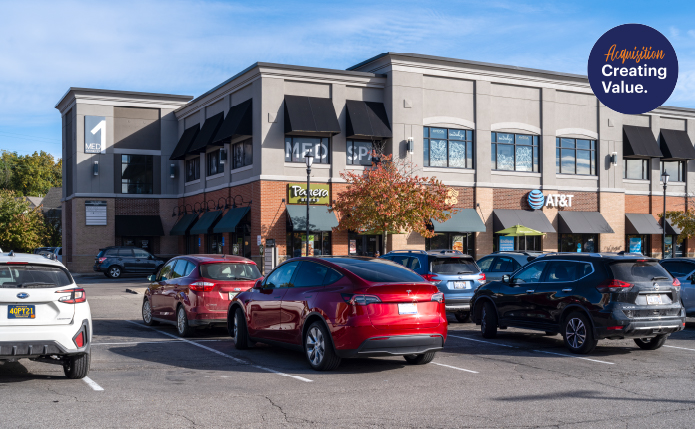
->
[55,87,192,115]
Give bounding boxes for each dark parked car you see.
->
[472,253,685,354]
[94,246,164,278]
[476,251,541,282]
[382,250,485,322]
[229,256,447,371]
[659,258,695,316]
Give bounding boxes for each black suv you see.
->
[471,253,685,354]
[94,246,164,278]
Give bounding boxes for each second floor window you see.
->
[556,138,597,175]
[661,160,685,182]
[492,132,539,172]
[233,139,253,169]
[624,159,649,180]
[186,157,200,182]
[285,136,330,164]
[347,140,378,166]
[423,127,473,168]
[121,155,153,194]
[207,149,224,176]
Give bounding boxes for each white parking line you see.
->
[447,334,519,348]
[664,345,695,352]
[82,376,104,391]
[532,350,614,365]
[92,339,228,346]
[126,321,313,383]
[432,362,478,373]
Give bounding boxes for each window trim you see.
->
[623,158,650,180]
[232,138,253,170]
[284,136,331,165]
[660,160,686,182]
[206,149,225,177]
[121,154,154,195]
[555,138,597,176]
[346,139,380,166]
[491,132,539,173]
[185,156,201,182]
[539,260,595,283]
[423,127,474,169]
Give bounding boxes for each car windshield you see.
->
[333,260,425,283]
[610,260,672,283]
[430,257,479,274]
[200,263,261,281]
[0,265,73,288]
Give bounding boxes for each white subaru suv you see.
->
[0,252,92,378]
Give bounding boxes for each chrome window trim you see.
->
[511,259,595,284]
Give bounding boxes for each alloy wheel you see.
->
[481,307,487,331]
[233,313,238,338]
[177,308,186,334]
[142,300,152,324]
[306,326,325,366]
[565,317,586,349]
[110,267,121,278]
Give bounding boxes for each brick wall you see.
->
[115,198,160,215]
[493,188,533,210]
[558,191,598,212]
[450,186,475,209]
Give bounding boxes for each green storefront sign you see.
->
[287,183,330,205]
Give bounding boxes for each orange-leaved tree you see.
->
[331,153,455,253]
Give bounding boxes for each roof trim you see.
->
[55,87,193,109]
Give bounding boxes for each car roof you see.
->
[533,252,659,262]
[0,252,66,268]
[179,254,256,264]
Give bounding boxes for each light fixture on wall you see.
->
[406,137,414,155]
[610,152,618,166]
[170,163,176,179]
[220,148,227,164]
[93,160,99,176]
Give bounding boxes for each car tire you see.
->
[232,307,250,350]
[403,351,436,365]
[634,334,668,350]
[142,298,158,326]
[562,312,598,354]
[304,321,341,371]
[63,353,90,379]
[454,311,470,323]
[176,305,193,337]
[106,266,122,279]
[480,302,498,339]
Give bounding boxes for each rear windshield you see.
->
[200,263,261,281]
[610,261,672,283]
[333,260,425,283]
[0,265,73,288]
[430,257,479,275]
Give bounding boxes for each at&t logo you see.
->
[528,190,545,210]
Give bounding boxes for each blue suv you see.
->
[381,250,485,322]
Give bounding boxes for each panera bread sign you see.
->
[287,183,330,205]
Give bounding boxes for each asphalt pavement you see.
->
[3,276,695,428]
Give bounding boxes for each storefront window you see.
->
[556,138,596,175]
[186,157,200,182]
[624,159,649,180]
[423,127,473,168]
[207,233,223,254]
[186,235,198,255]
[491,133,539,172]
[626,234,650,255]
[673,236,685,258]
[493,235,542,252]
[287,232,332,257]
[207,149,224,176]
[660,161,685,182]
[233,138,253,169]
[425,233,474,256]
[121,155,153,194]
[285,136,330,164]
[559,234,598,253]
[348,233,381,257]
[347,140,379,166]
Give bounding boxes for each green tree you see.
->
[0,189,46,252]
[664,194,695,238]
[6,151,62,197]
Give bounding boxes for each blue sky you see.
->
[2,0,695,159]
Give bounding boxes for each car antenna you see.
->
[8,250,14,257]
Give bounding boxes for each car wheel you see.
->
[142,299,158,326]
[562,312,598,354]
[304,321,341,371]
[107,266,122,279]
[454,311,470,323]
[176,305,193,337]
[63,353,90,379]
[403,351,436,365]
[480,302,498,339]
[232,307,250,350]
[634,334,668,350]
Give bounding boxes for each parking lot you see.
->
[2,276,695,428]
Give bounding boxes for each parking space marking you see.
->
[432,362,478,373]
[125,321,313,383]
[92,339,228,346]
[664,345,695,352]
[82,376,104,391]
[447,334,519,348]
[532,350,614,365]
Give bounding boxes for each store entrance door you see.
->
[349,234,382,257]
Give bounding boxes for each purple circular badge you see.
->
[588,24,678,115]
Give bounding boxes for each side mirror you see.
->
[148,255,154,260]
[691,276,695,284]
[502,274,510,283]
[147,275,156,282]
[253,278,264,289]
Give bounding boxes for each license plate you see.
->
[450,281,470,289]
[646,294,663,305]
[8,305,35,319]
[228,292,238,300]
[398,303,418,315]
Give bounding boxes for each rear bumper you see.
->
[596,317,686,339]
[0,318,91,359]
[188,318,227,327]
[335,334,444,358]
[444,297,471,312]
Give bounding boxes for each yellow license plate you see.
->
[8,305,35,319]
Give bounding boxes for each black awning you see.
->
[286,205,339,231]
[211,99,253,146]
[623,125,663,158]
[189,211,223,235]
[170,125,200,161]
[660,129,695,160]
[115,215,164,237]
[170,213,199,236]
[284,95,341,137]
[558,212,614,234]
[187,112,225,154]
[213,207,250,233]
[345,100,392,139]
[664,218,682,235]
[492,209,555,233]
[625,213,662,234]
[432,209,485,232]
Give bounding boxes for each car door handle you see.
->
[562,288,572,292]
[526,290,535,293]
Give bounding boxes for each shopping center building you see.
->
[56,52,695,272]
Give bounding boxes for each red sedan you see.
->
[143,255,262,336]
[228,256,447,370]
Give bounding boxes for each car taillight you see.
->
[673,277,681,290]
[74,331,85,348]
[98,257,107,263]
[596,279,633,293]
[190,282,215,292]
[341,293,381,305]
[478,272,486,283]
[56,288,86,303]
[431,292,444,303]
[422,274,440,284]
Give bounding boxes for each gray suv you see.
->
[381,250,485,322]
[476,252,541,282]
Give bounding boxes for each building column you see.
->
[475,187,493,259]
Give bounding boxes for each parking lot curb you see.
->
[125,288,140,294]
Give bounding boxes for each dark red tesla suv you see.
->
[227,256,447,370]
[143,255,261,336]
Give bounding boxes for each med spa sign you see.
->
[588,24,678,115]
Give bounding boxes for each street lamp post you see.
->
[304,152,314,257]
[662,170,670,259]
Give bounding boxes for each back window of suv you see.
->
[0,265,73,288]
[610,260,672,283]
[430,257,479,274]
